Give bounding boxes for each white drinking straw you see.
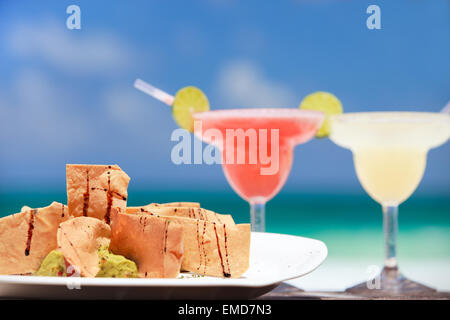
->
[441,101,450,114]
[134,78,175,106]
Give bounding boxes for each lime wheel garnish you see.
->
[172,86,210,132]
[299,91,343,138]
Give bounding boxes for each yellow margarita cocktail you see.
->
[330,112,450,295]
[354,148,426,205]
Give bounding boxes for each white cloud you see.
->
[0,17,170,165]
[101,85,164,124]
[100,84,179,147]
[216,60,297,107]
[0,67,177,170]
[6,20,133,75]
[0,68,93,153]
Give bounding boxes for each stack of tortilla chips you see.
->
[0,164,250,278]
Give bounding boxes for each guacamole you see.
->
[35,246,138,278]
[35,250,66,277]
[96,245,138,278]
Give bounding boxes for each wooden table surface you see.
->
[258,283,450,300]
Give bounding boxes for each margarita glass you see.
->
[193,108,324,232]
[330,112,450,295]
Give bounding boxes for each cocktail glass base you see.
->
[345,267,436,297]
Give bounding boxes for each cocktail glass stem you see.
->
[346,204,437,296]
[383,205,398,269]
[250,200,266,232]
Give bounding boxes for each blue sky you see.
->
[0,0,449,196]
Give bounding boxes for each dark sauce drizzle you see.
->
[213,222,230,277]
[196,220,203,271]
[25,209,37,256]
[90,188,126,201]
[111,191,127,201]
[140,208,154,215]
[105,171,112,224]
[87,168,127,224]
[223,224,231,275]
[82,169,90,217]
[201,220,207,274]
[92,187,107,191]
[196,220,208,273]
[163,220,169,253]
[139,215,148,232]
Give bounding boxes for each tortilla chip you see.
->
[66,164,130,223]
[0,202,69,275]
[154,202,201,208]
[127,209,250,278]
[57,216,110,277]
[127,205,235,226]
[178,218,250,278]
[109,209,183,278]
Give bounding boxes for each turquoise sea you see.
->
[1,189,449,262]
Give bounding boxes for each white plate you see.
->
[0,232,327,299]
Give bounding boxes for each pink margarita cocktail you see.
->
[193,108,324,232]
